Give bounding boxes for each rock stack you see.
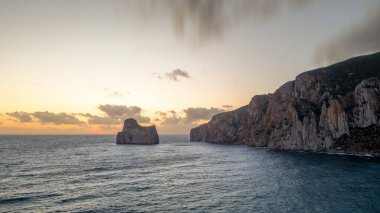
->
[116,118,159,145]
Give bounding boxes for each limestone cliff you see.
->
[116,118,159,145]
[190,52,380,155]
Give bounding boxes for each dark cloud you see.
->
[155,110,182,125]
[314,4,380,65]
[164,115,183,126]
[155,111,167,117]
[6,111,33,122]
[165,69,190,81]
[6,111,85,125]
[162,116,183,126]
[98,104,150,123]
[156,107,225,126]
[32,111,85,125]
[88,116,119,125]
[4,106,223,130]
[77,113,120,125]
[130,0,312,42]
[154,69,190,81]
[5,104,151,127]
[99,105,141,118]
[183,107,225,123]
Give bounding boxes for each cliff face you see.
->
[190,52,380,154]
[116,118,159,145]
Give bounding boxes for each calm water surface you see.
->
[1,135,379,212]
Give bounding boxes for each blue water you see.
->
[0,135,379,212]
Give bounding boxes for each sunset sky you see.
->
[1,0,379,134]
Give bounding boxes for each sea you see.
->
[1,135,380,212]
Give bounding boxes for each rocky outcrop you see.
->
[116,118,159,145]
[190,52,380,155]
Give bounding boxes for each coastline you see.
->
[190,140,379,158]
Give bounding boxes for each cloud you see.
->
[77,113,120,125]
[158,110,184,126]
[154,69,191,81]
[183,107,225,123]
[88,116,120,125]
[98,104,150,123]
[155,110,178,125]
[103,88,127,98]
[4,105,224,133]
[5,104,151,128]
[162,116,183,126]
[5,111,85,125]
[103,88,128,98]
[152,73,162,80]
[129,0,312,43]
[6,111,33,122]
[75,104,153,129]
[109,91,125,98]
[33,111,85,125]
[165,69,190,81]
[314,3,380,65]
[156,107,225,126]
[154,107,224,134]
[98,105,141,118]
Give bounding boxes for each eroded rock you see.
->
[116,118,159,145]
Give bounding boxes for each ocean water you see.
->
[0,135,380,212]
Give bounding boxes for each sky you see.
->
[0,0,379,134]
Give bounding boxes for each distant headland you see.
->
[190,52,380,156]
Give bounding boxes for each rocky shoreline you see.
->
[190,52,380,155]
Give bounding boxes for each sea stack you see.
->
[190,52,380,155]
[116,118,159,145]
